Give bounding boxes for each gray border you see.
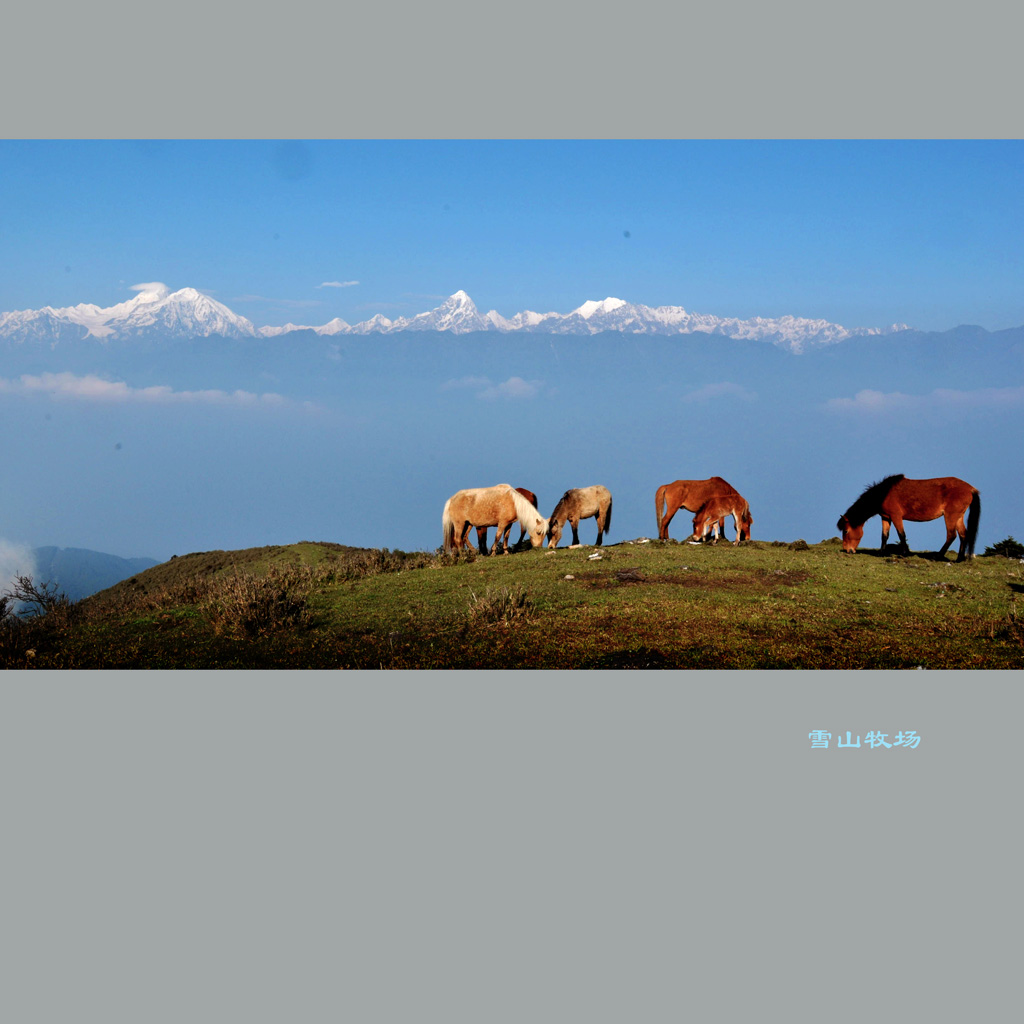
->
[3,2,1021,1021]
[2,3,1020,138]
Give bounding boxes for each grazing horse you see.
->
[547,485,613,548]
[691,494,754,546]
[837,475,981,561]
[656,476,752,541]
[474,488,539,553]
[442,484,548,555]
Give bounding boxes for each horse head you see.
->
[547,518,564,548]
[526,515,548,548]
[837,515,863,553]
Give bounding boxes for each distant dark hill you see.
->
[32,547,161,602]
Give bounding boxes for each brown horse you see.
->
[443,484,548,554]
[474,488,539,553]
[656,476,752,541]
[837,475,980,561]
[692,494,753,546]
[547,485,613,548]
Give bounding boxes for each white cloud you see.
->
[0,539,35,598]
[317,280,359,289]
[129,281,171,299]
[441,375,545,400]
[681,381,757,403]
[0,373,287,407]
[826,386,1024,413]
[479,377,542,400]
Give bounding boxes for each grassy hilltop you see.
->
[3,537,1023,670]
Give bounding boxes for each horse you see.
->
[474,488,539,553]
[547,485,613,548]
[691,494,753,546]
[442,484,548,555]
[837,475,980,561]
[656,476,752,541]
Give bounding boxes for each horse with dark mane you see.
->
[547,485,612,548]
[443,485,548,554]
[837,475,980,561]
[656,476,752,541]
[474,488,539,553]
[691,493,754,546]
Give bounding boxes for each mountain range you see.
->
[0,285,912,354]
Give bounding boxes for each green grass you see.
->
[4,538,1023,669]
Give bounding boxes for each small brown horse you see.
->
[837,475,981,561]
[443,484,548,554]
[692,494,753,546]
[474,488,539,553]
[656,476,752,541]
[547,485,613,548]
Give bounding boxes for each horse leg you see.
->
[954,515,968,561]
[890,514,910,555]
[879,516,891,553]
[595,511,605,546]
[570,517,581,546]
[940,512,965,561]
[475,526,489,555]
[660,504,678,540]
[497,519,514,554]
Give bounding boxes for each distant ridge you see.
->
[0,285,912,353]
[31,547,160,602]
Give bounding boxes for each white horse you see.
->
[442,484,548,554]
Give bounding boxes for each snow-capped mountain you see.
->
[0,283,259,341]
[0,285,911,352]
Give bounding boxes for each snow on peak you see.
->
[0,285,915,351]
[576,297,626,319]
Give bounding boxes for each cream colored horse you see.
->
[442,484,548,554]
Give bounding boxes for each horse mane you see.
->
[508,485,545,529]
[842,474,905,527]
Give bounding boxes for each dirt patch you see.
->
[580,567,812,591]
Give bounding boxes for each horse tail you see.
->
[441,497,453,551]
[965,489,981,558]
[655,485,665,536]
[605,493,613,535]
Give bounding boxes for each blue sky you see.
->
[1,139,1023,564]
[3,140,1023,333]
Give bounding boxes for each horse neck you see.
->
[550,496,571,523]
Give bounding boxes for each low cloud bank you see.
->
[0,373,287,406]
[827,385,1024,413]
[442,375,545,400]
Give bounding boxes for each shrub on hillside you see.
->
[465,586,533,626]
[983,536,1024,559]
[203,568,315,638]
